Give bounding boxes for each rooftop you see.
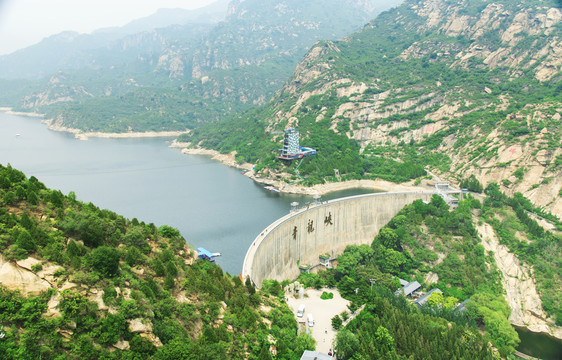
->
[196,247,215,260]
[394,281,421,297]
[300,350,332,360]
[455,298,470,313]
[415,288,442,308]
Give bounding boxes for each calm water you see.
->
[515,326,562,360]
[0,112,372,274]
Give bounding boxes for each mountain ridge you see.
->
[183,0,561,217]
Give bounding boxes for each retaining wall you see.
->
[243,191,436,287]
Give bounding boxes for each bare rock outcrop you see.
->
[0,254,52,296]
[128,318,163,347]
[476,221,562,339]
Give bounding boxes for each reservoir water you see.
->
[0,112,372,275]
[515,326,562,360]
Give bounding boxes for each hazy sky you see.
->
[0,0,216,55]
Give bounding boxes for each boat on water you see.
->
[264,185,280,193]
[197,247,216,262]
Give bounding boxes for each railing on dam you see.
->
[242,191,437,287]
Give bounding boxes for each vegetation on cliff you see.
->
[180,0,561,216]
[0,0,400,133]
[0,163,314,359]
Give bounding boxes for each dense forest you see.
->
[0,164,315,359]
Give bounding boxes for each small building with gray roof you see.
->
[394,280,421,297]
[300,350,332,360]
[415,288,442,308]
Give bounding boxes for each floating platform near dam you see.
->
[243,191,437,287]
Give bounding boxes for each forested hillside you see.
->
[0,164,315,359]
[0,0,400,132]
[182,0,561,217]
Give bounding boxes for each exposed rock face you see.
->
[476,221,562,339]
[113,340,130,351]
[128,318,163,347]
[128,318,153,333]
[267,0,562,217]
[21,73,94,109]
[0,254,51,296]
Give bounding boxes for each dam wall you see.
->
[243,191,436,287]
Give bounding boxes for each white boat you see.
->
[264,185,280,193]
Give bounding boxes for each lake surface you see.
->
[515,326,562,360]
[0,112,373,274]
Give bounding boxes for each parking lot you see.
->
[286,288,350,355]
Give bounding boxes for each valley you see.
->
[0,0,560,358]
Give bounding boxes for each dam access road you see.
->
[243,191,436,287]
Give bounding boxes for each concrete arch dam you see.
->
[243,191,436,287]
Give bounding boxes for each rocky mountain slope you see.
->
[188,0,561,217]
[0,1,228,80]
[0,0,401,132]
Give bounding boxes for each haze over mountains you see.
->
[0,0,401,131]
[0,0,230,79]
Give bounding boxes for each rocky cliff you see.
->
[263,0,561,217]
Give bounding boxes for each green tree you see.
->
[338,276,357,297]
[16,229,36,253]
[49,190,64,208]
[90,246,120,277]
[153,258,166,277]
[336,330,360,360]
[331,315,343,330]
[3,191,16,205]
[66,239,81,258]
[166,260,178,277]
[427,291,443,307]
[164,273,175,290]
[444,296,458,310]
[377,247,406,274]
[27,191,38,205]
[126,246,143,267]
[158,225,181,239]
[376,227,401,250]
[257,343,273,360]
[374,326,396,354]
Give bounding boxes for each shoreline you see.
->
[1,108,189,140]
[43,118,189,140]
[0,107,44,118]
[174,142,431,196]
